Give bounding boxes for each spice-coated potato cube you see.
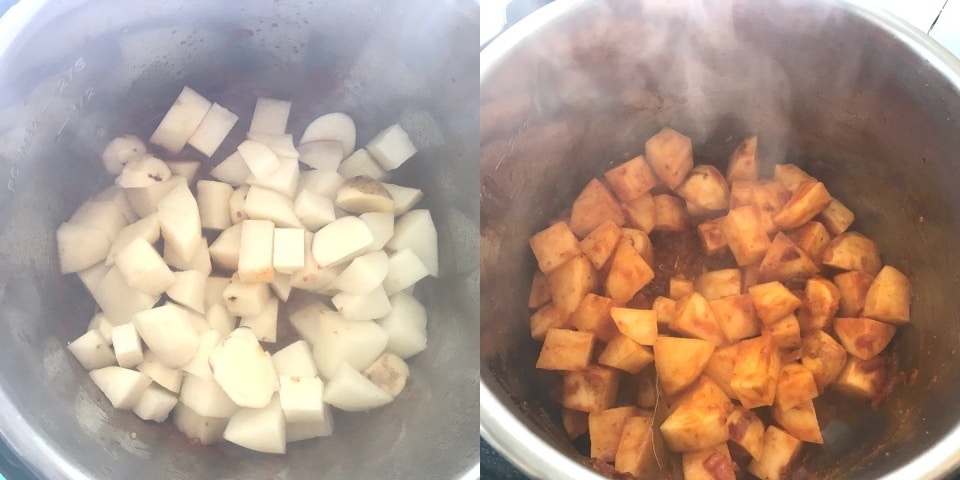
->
[821,232,881,276]
[682,443,736,480]
[530,303,570,341]
[622,194,657,234]
[833,355,886,399]
[547,254,598,314]
[862,265,911,324]
[834,270,874,317]
[563,366,620,413]
[645,127,694,190]
[727,136,758,182]
[614,415,657,477]
[604,155,658,202]
[653,336,715,396]
[676,165,730,213]
[570,179,625,238]
[696,216,728,256]
[772,399,823,444]
[610,307,658,345]
[605,238,655,305]
[797,277,840,333]
[562,408,588,439]
[773,164,815,193]
[660,376,734,453]
[696,268,742,300]
[730,335,781,408]
[833,317,896,360]
[709,294,760,343]
[747,426,803,480]
[727,407,765,461]
[529,221,582,274]
[579,220,622,270]
[757,232,818,284]
[775,362,819,410]
[774,181,833,230]
[723,205,770,266]
[589,406,639,462]
[800,330,848,391]
[670,292,728,346]
[653,194,689,231]
[748,281,803,326]
[598,335,654,374]
[571,293,618,342]
[536,328,595,371]
[528,271,551,309]
[670,277,696,300]
[820,198,855,235]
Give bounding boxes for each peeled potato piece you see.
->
[208,328,279,409]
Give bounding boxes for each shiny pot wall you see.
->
[481,0,960,478]
[0,1,479,479]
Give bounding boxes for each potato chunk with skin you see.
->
[536,328,595,371]
[620,228,654,266]
[763,314,801,350]
[605,238,655,305]
[615,416,657,477]
[834,270,874,317]
[653,336,715,395]
[547,255,597,314]
[682,443,736,480]
[774,164,815,193]
[589,406,639,462]
[757,232,818,284]
[821,232,881,276]
[645,127,693,190]
[776,363,819,410]
[748,281,803,326]
[772,398,823,444]
[798,277,841,333]
[676,165,730,212]
[820,198,855,235]
[598,335,654,374]
[569,179,625,238]
[727,407,765,461]
[530,304,569,341]
[774,181,832,230]
[578,220,621,270]
[748,426,803,480]
[833,355,886,399]
[610,307,658,345]
[571,293,618,342]
[652,194,688,231]
[529,222,582,274]
[660,376,733,453]
[801,330,848,391]
[670,292,728,346]
[731,335,781,408]
[834,317,896,360]
[709,294,760,343]
[562,408,588,439]
[528,271,551,309]
[603,155,658,201]
[695,269,741,300]
[562,366,619,413]
[723,205,771,266]
[696,216,728,256]
[863,265,912,324]
[621,194,657,234]
[727,136,758,182]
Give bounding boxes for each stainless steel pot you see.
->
[480,0,960,478]
[0,1,479,478]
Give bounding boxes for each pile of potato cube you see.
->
[528,128,912,479]
[58,86,437,454]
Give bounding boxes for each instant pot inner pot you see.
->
[0,1,479,479]
[481,0,960,477]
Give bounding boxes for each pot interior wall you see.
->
[481,0,960,477]
[0,1,479,479]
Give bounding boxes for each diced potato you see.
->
[240,296,280,343]
[614,415,656,477]
[728,181,754,209]
[723,205,771,266]
[605,238,654,305]
[748,281,802,326]
[670,292,727,346]
[111,322,144,369]
[787,221,831,263]
[757,232,818,284]
[696,216,728,256]
[210,152,252,187]
[727,407,765,461]
[237,219,275,283]
[610,307,658,345]
[620,228,654,266]
[548,255,598,315]
[578,220,621,270]
[133,304,201,369]
[209,224,241,271]
[747,426,803,480]
[833,317,896,360]
[834,270,875,317]
[598,335,654,374]
[273,228,306,275]
[301,111,356,155]
[660,376,733,453]
[763,314,801,350]
[536,329,595,371]
[67,330,116,370]
[670,277,696,300]
[188,103,238,157]
[652,194,688,231]
[800,330,848,391]
[775,363,819,410]
[772,398,823,444]
[703,344,738,398]
[367,124,417,171]
[149,86,212,154]
[562,366,620,413]
[773,164,815,193]
[244,185,303,229]
[820,198,855,235]
[115,237,176,296]
[604,155,658,201]
[222,275,271,317]
[676,165,729,212]
[645,127,693,190]
[89,366,152,410]
[562,408,589,439]
[752,181,790,234]
[636,372,657,408]
[622,194,657,234]
[821,232,881,276]
[709,294,759,343]
[742,263,761,290]
[696,269,741,300]
[339,148,387,181]
[653,336,715,395]
[589,406,639,462]
[833,355,886,399]
[727,136,758,182]
[249,97,291,135]
[798,277,840,333]
[730,335,780,408]
[652,296,677,327]
[682,443,736,480]
[569,179,626,238]
[530,303,570,341]
[862,265,911,324]
[313,216,374,268]
[57,222,111,274]
[570,293,617,342]
[774,181,832,230]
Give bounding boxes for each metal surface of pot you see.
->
[0,1,479,479]
[480,0,960,478]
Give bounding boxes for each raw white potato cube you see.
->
[338,148,387,181]
[299,169,344,198]
[332,250,389,295]
[272,340,318,378]
[173,402,228,445]
[379,292,428,358]
[77,262,109,296]
[312,216,374,267]
[301,112,356,154]
[180,373,239,418]
[111,323,143,368]
[366,124,417,171]
[312,312,388,379]
[163,240,213,277]
[209,328,280,408]
[323,363,392,412]
[238,140,281,179]
[89,366,152,410]
[67,330,116,370]
[298,140,343,171]
[249,97,291,135]
[246,132,299,158]
[286,411,334,442]
[92,267,160,324]
[382,183,424,216]
[132,304,200,368]
[136,350,183,393]
[335,175,395,214]
[115,237,175,296]
[167,270,208,315]
[222,275,271,316]
[382,249,429,296]
[288,299,330,344]
[91,185,138,225]
[187,102,239,157]
[246,156,300,198]
[133,384,178,422]
[157,181,203,261]
[364,352,409,397]
[238,219,275,283]
[240,296,279,343]
[223,395,286,454]
[273,228,305,274]
[124,175,186,219]
[289,231,344,292]
[116,155,172,189]
[182,329,223,380]
[269,273,293,302]
[294,189,336,231]
[197,180,234,230]
[166,160,202,185]
[88,312,115,346]
[205,276,231,309]
[206,303,237,338]
[360,212,394,251]
[332,285,392,322]
[229,185,250,225]
[106,213,160,266]
[387,209,438,277]
[149,86,213,154]
[210,152,252,187]
[70,198,128,242]
[209,224,241,271]
[244,185,303,228]
[57,222,110,274]
[279,376,326,423]
[187,309,211,334]
[102,135,147,175]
